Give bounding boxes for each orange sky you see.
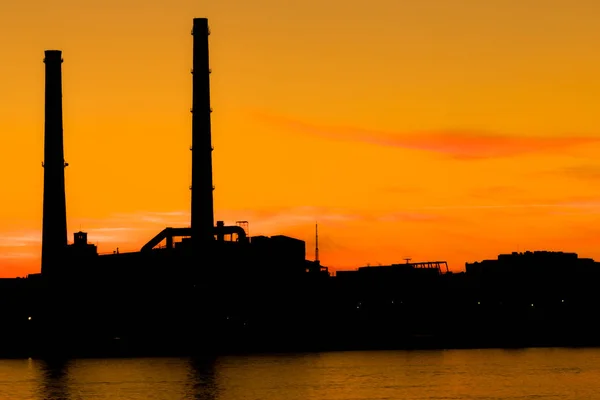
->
[2,1,600,277]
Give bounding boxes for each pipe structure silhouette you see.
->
[41,50,68,276]
[191,18,215,246]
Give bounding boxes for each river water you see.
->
[1,348,599,399]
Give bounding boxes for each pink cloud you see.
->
[251,111,599,159]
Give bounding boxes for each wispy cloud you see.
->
[0,230,40,248]
[74,211,192,250]
[78,211,190,230]
[251,111,599,159]
[216,201,600,233]
[91,227,139,232]
[0,252,37,260]
[84,230,141,244]
[468,186,528,200]
[560,165,600,180]
[0,211,193,258]
[217,206,358,232]
[413,201,600,211]
[374,211,445,222]
[218,206,445,227]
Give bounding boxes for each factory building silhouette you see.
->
[23,17,330,357]
[40,19,274,272]
[3,17,600,357]
[37,18,307,283]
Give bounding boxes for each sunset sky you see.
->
[2,0,600,277]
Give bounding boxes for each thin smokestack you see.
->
[191,18,215,244]
[41,50,68,276]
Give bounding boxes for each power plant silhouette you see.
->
[2,18,600,358]
[40,19,254,274]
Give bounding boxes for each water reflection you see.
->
[36,358,72,400]
[1,348,596,400]
[187,356,220,400]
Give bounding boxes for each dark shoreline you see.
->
[3,335,600,360]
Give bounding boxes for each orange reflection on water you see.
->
[1,349,600,399]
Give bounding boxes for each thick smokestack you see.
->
[191,18,215,244]
[41,50,68,276]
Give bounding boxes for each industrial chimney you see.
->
[41,50,68,276]
[190,18,215,245]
